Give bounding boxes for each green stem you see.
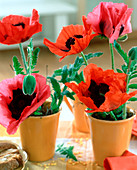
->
[81,52,88,66]
[29,46,33,75]
[19,43,28,74]
[122,59,131,119]
[109,43,115,70]
[109,111,117,121]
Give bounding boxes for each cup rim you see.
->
[88,113,136,124]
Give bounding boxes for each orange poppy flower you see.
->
[43,24,97,61]
[0,9,42,45]
[65,63,137,113]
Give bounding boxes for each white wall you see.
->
[131,0,137,30]
[0,0,136,49]
[86,0,124,14]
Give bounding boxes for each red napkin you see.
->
[104,150,137,170]
[132,114,137,136]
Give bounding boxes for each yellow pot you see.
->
[19,112,60,162]
[89,113,135,166]
[64,95,90,133]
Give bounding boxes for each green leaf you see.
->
[129,74,137,80]
[73,72,83,84]
[128,47,137,60]
[56,143,64,152]
[33,106,43,115]
[56,143,77,161]
[131,70,137,75]
[122,64,128,73]
[73,56,83,70]
[128,97,137,101]
[79,71,84,82]
[32,71,39,73]
[31,47,40,70]
[63,85,67,92]
[85,52,103,60]
[33,111,43,116]
[62,90,75,100]
[53,68,62,77]
[58,95,63,108]
[113,105,124,114]
[61,65,68,83]
[50,94,59,113]
[116,68,123,73]
[47,77,61,97]
[117,34,128,42]
[128,84,137,89]
[12,56,25,75]
[113,40,129,64]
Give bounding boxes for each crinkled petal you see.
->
[87,2,133,43]
[0,74,50,134]
[0,9,42,45]
[43,24,97,61]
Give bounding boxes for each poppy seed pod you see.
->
[0,73,51,134]
[23,75,36,95]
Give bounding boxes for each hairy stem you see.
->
[19,43,28,73]
[81,52,88,66]
[29,46,33,75]
[109,43,115,70]
[122,59,131,119]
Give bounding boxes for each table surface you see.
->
[0,102,137,170]
[0,123,137,170]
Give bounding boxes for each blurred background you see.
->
[0,0,137,111]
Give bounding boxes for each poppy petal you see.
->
[87,2,133,43]
[66,63,137,114]
[44,24,97,61]
[0,74,50,134]
[0,9,42,45]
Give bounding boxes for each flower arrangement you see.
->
[0,9,74,135]
[0,1,137,136]
[44,2,137,121]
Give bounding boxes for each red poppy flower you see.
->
[65,63,137,113]
[43,24,98,61]
[0,9,42,45]
[86,2,133,43]
[0,73,50,134]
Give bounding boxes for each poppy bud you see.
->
[23,75,36,95]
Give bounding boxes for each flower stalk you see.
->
[122,58,131,119]
[19,43,28,74]
[81,52,88,66]
[109,43,115,70]
[28,46,33,75]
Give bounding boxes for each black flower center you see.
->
[66,37,75,50]
[99,20,105,35]
[12,22,25,29]
[8,88,36,120]
[4,34,8,40]
[62,34,83,52]
[119,24,124,36]
[88,80,109,108]
[74,35,83,38]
